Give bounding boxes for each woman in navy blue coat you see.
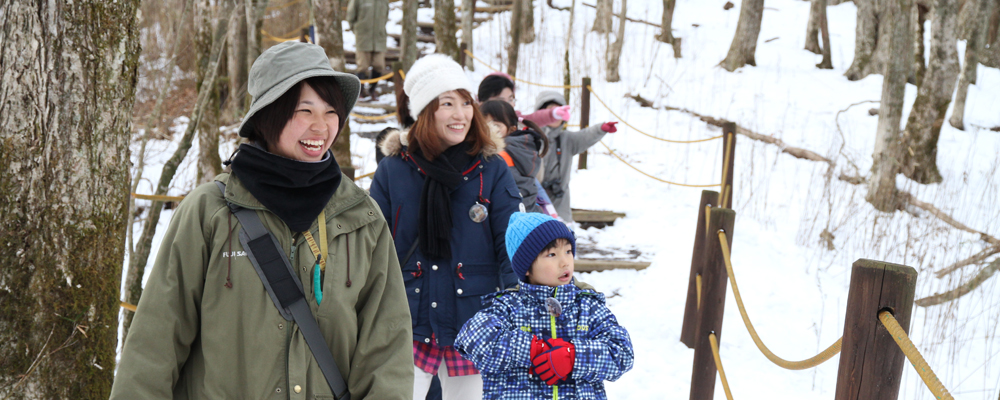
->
[369,54,522,400]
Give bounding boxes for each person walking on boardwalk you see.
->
[369,54,524,400]
[347,0,389,98]
[535,91,618,224]
[110,41,413,399]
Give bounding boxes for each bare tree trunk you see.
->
[867,0,913,212]
[593,0,613,33]
[0,1,140,397]
[911,4,928,84]
[434,0,461,61]
[401,0,420,71]
[845,0,894,80]
[564,0,577,100]
[817,0,834,68]
[197,0,225,185]
[806,0,824,54]
[658,0,676,44]
[720,0,765,72]
[508,0,523,76]
[901,0,959,184]
[122,2,236,343]
[227,0,250,119]
[522,0,536,43]
[606,0,627,82]
[462,0,475,69]
[950,0,991,130]
[316,0,347,71]
[246,0,269,108]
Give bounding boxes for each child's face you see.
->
[526,239,574,287]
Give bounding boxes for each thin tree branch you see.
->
[934,245,1000,278]
[916,257,1000,306]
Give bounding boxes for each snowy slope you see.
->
[128,0,1000,398]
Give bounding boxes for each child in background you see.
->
[455,212,634,399]
[480,100,558,217]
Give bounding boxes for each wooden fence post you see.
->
[578,77,591,170]
[689,207,735,400]
[680,190,719,348]
[459,42,467,70]
[720,122,736,209]
[834,259,918,400]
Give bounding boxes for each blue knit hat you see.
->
[506,213,576,281]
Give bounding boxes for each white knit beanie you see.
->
[404,54,475,120]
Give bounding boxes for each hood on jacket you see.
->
[534,91,567,111]
[377,127,506,159]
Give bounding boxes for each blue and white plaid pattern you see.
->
[455,281,634,399]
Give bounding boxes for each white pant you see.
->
[412,365,483,400]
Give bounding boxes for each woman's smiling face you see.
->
[273,83,340,162]
[433,90,475,148]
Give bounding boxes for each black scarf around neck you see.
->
[409,142,475,260]
[230,143,342,232]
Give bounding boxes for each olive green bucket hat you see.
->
[238,41,361,138]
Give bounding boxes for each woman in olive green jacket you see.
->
[111,42,413,399]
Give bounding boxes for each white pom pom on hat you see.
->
[403,54,476,120]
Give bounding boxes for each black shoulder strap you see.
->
[215,181,350,400]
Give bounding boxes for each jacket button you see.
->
[293,385,302,394]
[464,176,469,180]
[432,265,438,271]
[417,261,421,267]
[457,289,463,295]
[276,388,281,393]
[278,323,283,330]
[337,224,342,229]
[415,288,420,293]
[457,262,463,268]
[479,165,484,169]
[431,302,438,308]
[495,287,500,291]
[424,338,431,343]
[368,211,374,216]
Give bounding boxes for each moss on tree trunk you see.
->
[0,1,141,398]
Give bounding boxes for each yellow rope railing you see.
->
[261,22,312,43]
[717,230,844,370]
[879,311,954,400]
[265,0,305,11]
[462,49,582,89]
[708,333,736,400]
[359,71,394,84]
[120,301,137,312]
[350,112,398,121]
[598,141,721,188]
[589,86,723,144]
[132,193,185,202]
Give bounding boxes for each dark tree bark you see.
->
[606,0,627,82]
[845,0,894,80]
[901,0,959,184]
[434,0,461,61]
[817,0,834,68]
[0,0,140,397]
[658,0,676,44]
[316,0,348,71]
[720,0,765,72]
[593,0,612,33]
[910,4,929,85]
[401,0,420,71]
[196,0,226,185]
[868,0,913,212]
[950,0,992,130]
[522,0,536,43]
[227,0,250,118]
[246,0,269,94]
[122,1,236,343]
[508,0,523,76]
[806,0,824,54]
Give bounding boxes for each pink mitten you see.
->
[551,105,572,122]
[601,121,618,133]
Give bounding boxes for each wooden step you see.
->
[572,208,626,228]
[575,259,650,272]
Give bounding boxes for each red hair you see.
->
[407,89,495,161]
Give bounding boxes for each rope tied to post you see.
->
[716,230,844,370]
[462,49,583,89]
[708,333,735,400]
[878,311,954,400]
[588,86,724,144]
[598,141,721,188]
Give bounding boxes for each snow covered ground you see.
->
[126,0,1000,398]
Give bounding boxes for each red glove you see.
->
[601,121,618,133]
[530,335,550,360]
[531,338,575,385]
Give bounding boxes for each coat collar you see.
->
[378,127,506,159]
[518,280,585,305]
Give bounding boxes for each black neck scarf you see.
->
[230,143,342,232]
[409,142,475,260]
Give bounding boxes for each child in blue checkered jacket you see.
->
[455,212,634,399]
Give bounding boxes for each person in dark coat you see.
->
[369,54,523,400]
[480,100,550,215]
